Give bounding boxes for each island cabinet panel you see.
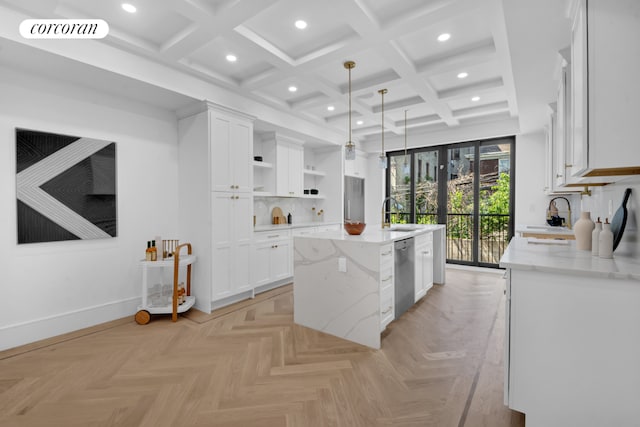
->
[414,232,433,302]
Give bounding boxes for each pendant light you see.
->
[344,61,356,161]
[403,110,410,174]
[378,88,388,169]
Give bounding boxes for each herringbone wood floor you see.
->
[0,268,524,427]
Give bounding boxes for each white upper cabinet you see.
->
[569,0,640,181]
[210,111,253,193]
[262,133,304,197]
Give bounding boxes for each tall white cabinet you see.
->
[178,101,256,313]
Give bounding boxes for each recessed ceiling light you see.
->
[226,54,237,62]
[437,33,450,42]
[356,120,364,125]
[327,105,335,111]
[295,20,307,29]
[288,86,297,92]
[471,96,480,102]
[121,3,137,13]
[457,72,468,79]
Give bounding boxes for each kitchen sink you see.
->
[525,225,569,231]
[389,225,420,232]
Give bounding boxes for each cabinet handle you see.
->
[230,185,234,189]
[556,174,563,178]
[230,195,234,199]
[381,306,392,315]
[382,275,392,282]
[564,163,573,168]
[381,250,391,256]
[267,235,279,239]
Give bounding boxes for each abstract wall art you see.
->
[16,129,117,244]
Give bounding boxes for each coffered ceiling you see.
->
[0,0,566,145]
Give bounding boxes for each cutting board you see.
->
[611,188,631,251]
[271,207,286,224]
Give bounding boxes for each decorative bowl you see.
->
[344,222,366,235]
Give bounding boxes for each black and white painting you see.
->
[16,129,117,244]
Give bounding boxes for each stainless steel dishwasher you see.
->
[394,237,415,319]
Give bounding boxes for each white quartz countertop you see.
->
[294,224,445,244]
[254,222,341,232]
[500,236,640,281]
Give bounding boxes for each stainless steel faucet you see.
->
[381,196,398,228]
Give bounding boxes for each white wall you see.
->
[0,67,179,350]
[514,132,554,226]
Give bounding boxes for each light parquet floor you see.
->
[0,268,524,427]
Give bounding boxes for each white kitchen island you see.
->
[500,237,640,427]
[293,224,445,349]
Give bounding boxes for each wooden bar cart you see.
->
[135,242,196,325]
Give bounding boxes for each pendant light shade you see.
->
[344,61,356,161]
[378,88,388,169]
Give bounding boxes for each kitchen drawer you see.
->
[379,243,393,261]
[380,286,394,331]
[292,227,317,237]
[414,232,433,246]
[380,266,394,292]
[253,229,291,243]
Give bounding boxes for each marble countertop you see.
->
[294,224,445,244]
[254,222,341,232]
[500,237,640,281]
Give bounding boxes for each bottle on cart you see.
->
[151,240,158,261]
[145,241,152,261]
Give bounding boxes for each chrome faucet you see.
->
[381,196,398,228]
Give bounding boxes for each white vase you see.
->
[591,218,602,256]
[574,211,595,251]
[599,220,614,259]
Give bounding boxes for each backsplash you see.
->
[253,197,330,226]
[585,176,639,257]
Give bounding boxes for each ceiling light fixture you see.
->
[344,61,356,161]
[437,33,450,42]
[457,72,468,79]
[471,96,480,102]
[295,20,307,29]
[327,105,335,111]
[226,54,237,62]
[378,88,388,169]
[356,120,364,125]
[121,3,137,13]
[288,85,297,92]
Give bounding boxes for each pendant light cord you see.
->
[379,89,387,156]
[348,66,352,144]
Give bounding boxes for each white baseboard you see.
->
[0,297,139,352]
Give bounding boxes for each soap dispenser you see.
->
[598,218,614,259]
[287,212,292,224]
[592,217,602,256]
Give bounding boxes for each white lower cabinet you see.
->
[212,192,253,301]
[251,230,292,287]
[379,243,394,331]
[414,232,434,302]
